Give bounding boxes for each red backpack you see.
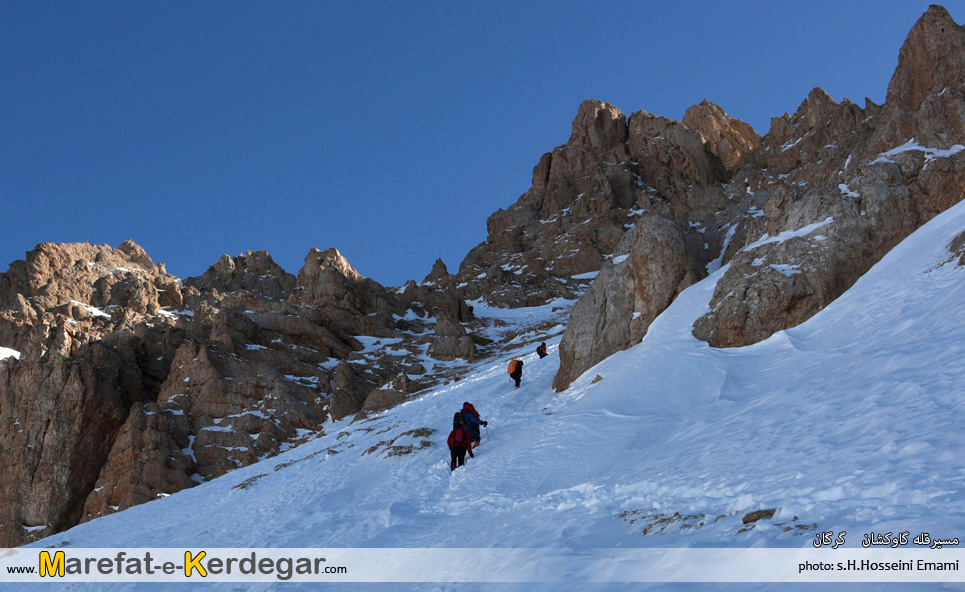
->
[449,427,468,448]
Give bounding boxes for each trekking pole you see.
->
[485,424,490,443]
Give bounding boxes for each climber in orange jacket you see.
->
[508,359,523,388]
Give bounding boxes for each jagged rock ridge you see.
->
[0,240,483,546]
[552,4,965,390]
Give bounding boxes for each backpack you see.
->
[463,403,479,419]
[508,359,520,374]
[450,427,466,447]
[453,411,463,428]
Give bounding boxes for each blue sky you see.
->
[1,1,959,287]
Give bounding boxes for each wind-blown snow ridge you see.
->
[870,139,965,166]
[25,201,965,591]
[741,217,834,253]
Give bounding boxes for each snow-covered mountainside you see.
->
[22,188,965,591]
[5,5,965,550]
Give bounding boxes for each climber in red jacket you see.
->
[447,416,474,471]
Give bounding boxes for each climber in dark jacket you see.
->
[508,359,524,388]
[461,401,487,447]
[447,416,474,471]
[536,342,548,359]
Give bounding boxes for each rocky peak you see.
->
[290,248,368,301]
[423,258,451,285]
[886,5,965,114]
[553,4,965,388]
[627,109,729,206]
[456,93,743,308]
[0,240,178,315]
[682,99,761,169]
[116,239,157,270]
[186,250,296,301]
[456,99,650,307]
[289,247,403,337]
[760,87,872,174]
[303,248,364,283]
[567,99,629,160]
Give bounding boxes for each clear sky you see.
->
[1,1,960,288]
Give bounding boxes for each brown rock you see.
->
[627,109,729,210]
[0,240,176,315]
[0,331,136,545]
[289,248,403,337]
[428,317,476,361]
[456,100,654,307]
[186,251,296,301]
[568,99,629,161]
[742,509,777,524]
[328,362,372,421]
[81,402,196,522]
[886,5,965,115]
[423,258,453,286]
[683,99,761,170]
[553,215,700,391]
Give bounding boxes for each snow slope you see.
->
[20,200,965,590]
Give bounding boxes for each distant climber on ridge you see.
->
[536,342,548,359]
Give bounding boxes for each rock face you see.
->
[683,100,761,170]
[290,247,404,337]
[885,5,965,119]
[456,100,651,307]
[547,5,965,389]
[552,216,701,391]
[693,5,965,349]
[185,250,296,301]
[455,97,747,309]
[0,239,181,316]
[0,241,476,546]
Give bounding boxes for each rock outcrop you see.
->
[0,240,478,546]
[456,100,652,308]
[683,99,761,170]
[552,216,701,391]
[885,5,965,120]
[185,250,296,301]
[693,5,965,349]
[551,5,965,388]
[0,240,181,316]
[456,97,740,309]
[290,248,403,337]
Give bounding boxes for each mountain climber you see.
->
[508,359,523,388]
[461,401,488,447]
[447,415,474,471]
[536,342,548,359]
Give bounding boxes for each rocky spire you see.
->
[289,247,403,337]
[567,99,628,160]
[422,258,451,285]
[186,250,296,300]
[886,4,965,114]
[682,99,761,169]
